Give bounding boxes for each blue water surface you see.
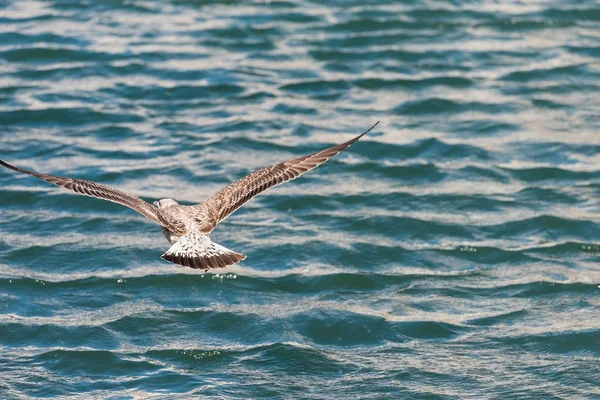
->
[1,0,599,398]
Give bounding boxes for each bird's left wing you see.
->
[0,159,183,233]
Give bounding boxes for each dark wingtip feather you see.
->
[320,121,380,156]
[348,121,380,144]
[1,159,27,174]
[360,121,380,137]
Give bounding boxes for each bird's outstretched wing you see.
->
[192,122,379,233]
[0,159,182,233]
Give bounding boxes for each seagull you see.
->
[1,122,379,270]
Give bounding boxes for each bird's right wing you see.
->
[0,159,185,234]
[191,122,379,233]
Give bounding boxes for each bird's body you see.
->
[152,198,247,269]
[1,122,379,271]
[162,225,182,245]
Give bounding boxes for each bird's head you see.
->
[154,198,179,209]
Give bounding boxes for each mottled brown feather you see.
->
[191,122,379,233]
[0,159,184,234]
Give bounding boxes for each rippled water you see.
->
[1,0,600,398]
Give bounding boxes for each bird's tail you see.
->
[161,230,245,270]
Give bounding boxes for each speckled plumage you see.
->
[0,122,378,270]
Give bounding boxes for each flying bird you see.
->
[1,122,379,270]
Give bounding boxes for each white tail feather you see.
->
[161,230,245,270]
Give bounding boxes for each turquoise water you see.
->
[1,0,600,398]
